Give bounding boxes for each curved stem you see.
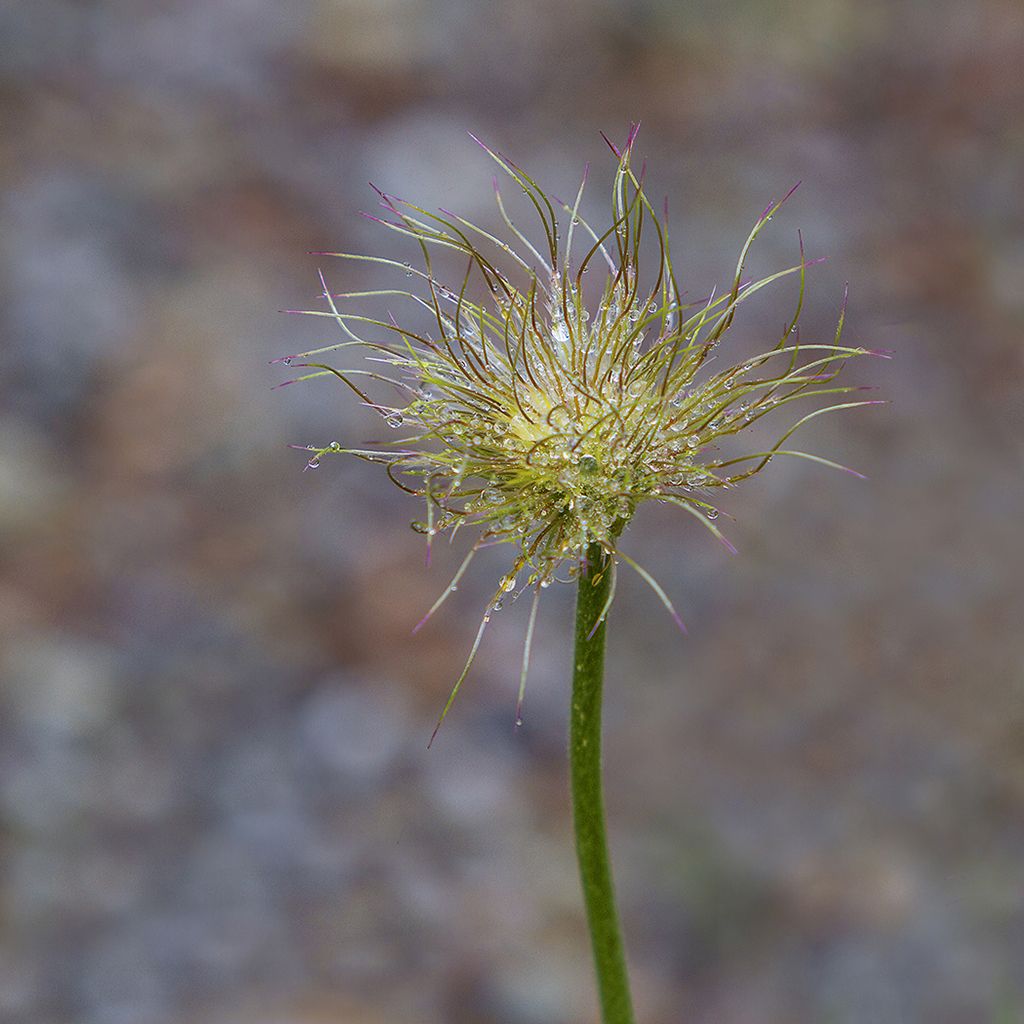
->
[571,542,636,1024]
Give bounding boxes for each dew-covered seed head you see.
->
[280,125,883,611]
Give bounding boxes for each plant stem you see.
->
[571,542,636,1024]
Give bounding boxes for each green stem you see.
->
[571,542,636,1024]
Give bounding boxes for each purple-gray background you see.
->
[2,2,1022,1022]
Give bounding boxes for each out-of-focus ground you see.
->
[1,2,1023,1022]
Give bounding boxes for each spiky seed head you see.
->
[277,126,885,687]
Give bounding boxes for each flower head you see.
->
[277,126,885,731]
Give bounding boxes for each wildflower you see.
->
[276,125,886,733]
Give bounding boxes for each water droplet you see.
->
[385,413,404,428]
[515,716,524,727]
[578,454,599,474]
[282,357,293,366]
[705,507,719,520]
[306,457,321,469]
[686,436,699,448]
[492,598,504,611]
[329,441,342,451]
[403,262,413,277]
[549,407,571,429]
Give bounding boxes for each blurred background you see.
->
[1,1,1023,1022]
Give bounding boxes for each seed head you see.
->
[277,126,886,732]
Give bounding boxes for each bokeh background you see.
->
[2,1,1023,1022]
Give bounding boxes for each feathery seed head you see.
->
[278,126,885,686]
